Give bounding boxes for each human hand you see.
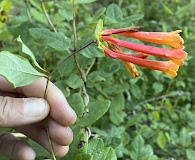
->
[0,76,77,160]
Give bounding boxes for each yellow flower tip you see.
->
[163,61,179,77]
[165,70,178,77]
[170,30,184,48]
[171,59,184,66]
[170,48,187,66]
[119,29,184,49]
[121,60,139,78]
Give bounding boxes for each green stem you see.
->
[24,0,33,23]
[44,76,56,160]
[72,0,86,82]
[72,0,77,50]
[72,0,90,105]
[40,0,57,32]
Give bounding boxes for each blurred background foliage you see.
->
[0,0,195,159]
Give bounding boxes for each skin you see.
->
[0,76,77,160]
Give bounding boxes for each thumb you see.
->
[0,97,49,127]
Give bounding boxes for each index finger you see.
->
[21,78,77,126]
[0,76,76,126]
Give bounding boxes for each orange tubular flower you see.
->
[99,27,187,77]
[101,35,187,66]
[102,28,184,49]
[102,44,179,77]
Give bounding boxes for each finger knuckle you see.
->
[0,97,13,126]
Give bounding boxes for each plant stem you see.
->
[72,0,90,105]
[50,41,96,76]
[135,91,187,107]
[46,118,56,160]
[72,0,85,82]
[44,76,56,160]
[72,0,77,50]
[45,41,95,159]
[24,0,33,23]
[40,0,57,32]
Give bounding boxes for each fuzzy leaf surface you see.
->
[29,28,71,51]
[16,35,47,74]
[0,51,46,88]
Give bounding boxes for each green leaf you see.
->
[30,8,47,24]
[106,4,123,22]
[152,82,164,94]
[152,111,160,121]
[156,133,166,149]
[78,99,111,127]
[88,72,106,84]
[125,114,142,127]
[76,0,96,3]
[68,93,85,118]
[58,9,73,21]
[29,28,71,51]
[101,59,120,74]
[129,134,153,160]
[130,84,141,99]
[123,14,144,23]
[179,127,191,147]
[54,80,70,97]
[148,155,159,160]
[0,51,46,88]
[93,7,106,20]
[111,93,125,110]
[94,19,103,48]
[64,74,84,89]
[103,147,117,160]
[57,57,75,77]
[87,138,104,160]
[80,44,105,58]
[186,149,195,160]
[66,130,89,160]
[163,5,173,15]
[109,110,126,126]
[29,139,50,158]
[75,153,93,160]
[109,93,126,125]
[16,35,47,74]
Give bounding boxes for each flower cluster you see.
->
[99,27,187,78]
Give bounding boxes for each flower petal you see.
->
[121,60,139,78]
[101,26,141,36]
[119,30,184,48]
[102,46,179,77]
[101,35,187,66]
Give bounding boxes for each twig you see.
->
[135,91,188,107]
[71,0,84,81]
[40,0,57,32]
[85,59,96,76]
[50,41,96,76]
[72,0,90,105]
[24,0,33,23]
[44,76,56,160]
[72,0,77,50]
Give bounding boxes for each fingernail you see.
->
[24,98,47,117]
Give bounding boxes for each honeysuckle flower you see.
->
[101,35,187,66]
[98,26,187,77]
[102,27,184,49]
[102,43,179,77]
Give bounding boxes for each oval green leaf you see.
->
[0,51,46,88]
